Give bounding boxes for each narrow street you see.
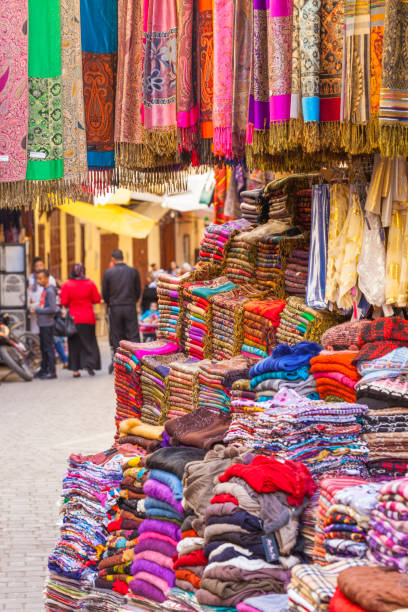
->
[0,340,115,611]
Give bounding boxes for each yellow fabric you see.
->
[119,417,164,440]
[386,209,408,306]
[325,183,349,303]
[59,201,155,238]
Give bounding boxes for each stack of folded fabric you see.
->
[165,406,232,450]
[231,378,256,403]
[117,418,163,455]
[224,234,257,283]
[226,389,368,479]
[95,456,148,595]
[313,477,369,564]
[128,447,205,605]
[157,272,191,342]
[140,353,181,425]
[241,298,286,360]
[332,565,408,612]
[166,358,206,420]
[44,575,88,611]
[196,455,316,608]
[181,276,236,359]
[294,188,312,230]
[113,339,179,430]
[81,588,125,611]
[320,320,371,352]
[239,188,263,224]
[249,341,321,401]
[266,189,293,224]
[212,285,267,361]
[310,350,360,403]
[198,218,252,266]
[256,232,306,297]
[172,514,207,595]
[237,594,289,612]
[367,477,408,571]
[286,559,367,612]
[197,356,253,414]
[277,296,342,346]
[284,248,310,297]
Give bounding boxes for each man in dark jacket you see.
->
[102,249,141,367]
[30,269,57,379]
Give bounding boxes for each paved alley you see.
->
[0,340,115,611]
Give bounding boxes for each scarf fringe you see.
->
[0,179,69,210]
[379,122,408,157]
[213,127,232,158]
[198,138,214,165]
[115,141,180,170]
[288,118,304,149]
[302,122,320,154]
[320,121,343,152]
[143,127,178,157]
[178,127,198,152]
[118,166,189,196]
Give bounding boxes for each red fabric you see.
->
[173,550,207,569]
[354,317,408,363]
[210,494,239,505]
[60,278,101,324]
[330,588,368,612]
[218,455,317,506]
[112,579,130,595]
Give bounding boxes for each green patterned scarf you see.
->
[26,0,63,181]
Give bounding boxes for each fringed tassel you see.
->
[198,138,214,165]
[143,127,178,157]
[302,122,320,154]
[0,179,69,210]
[178,126,198,153]
[115,140,180,170]
[379,122,408,158]
[288,118,304,150]
[320,121,343,152]
[269,122,290,155]
[118,166,189,196]
[340,122,376,155]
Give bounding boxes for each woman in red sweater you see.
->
[60,264,101,377]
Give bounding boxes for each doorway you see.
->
[160,216,175,271]
[133,238,148,290]
[100,233,118,286]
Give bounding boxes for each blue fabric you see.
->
[249,342,321,376]
[149,470,183,501]
[302,96,320,122]
[80,0,118,53]
[250,366,311,389]
[144,497,183,519]
[86,151,115,168]
[306,184,330,309]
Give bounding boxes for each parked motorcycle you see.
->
[0,313,40,381]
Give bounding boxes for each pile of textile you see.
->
[313,477,377,565]
[165,406,232,450]
[212,285,267,361]
[239,188,263,224]
[44,575,88,611]
[310,350,360,403]
[157,272,191,342]
[284,248,310,298]
[265,190,293,224]
[128,447,205,604]
[166,359,208,420]
[118,419,163,456]
[195,455,316,608]
[198,356,253,414]
[47,450,125,586]
[113,340,179,430]
[332,564,408,611]
[367,477,408,570]
[198,219,252,266]
[248,341,321,401]
[277,297,341,346]
[224,234,257,283]
[95,456,148,594]
[140,352,180,425]
[294,189,313,231]
[181,277,236,359]
[320,320,371,352]
[286,559,367,612]
[226,389,368,479]
[256,232,306,297]
[241,299,286,360]
[231,378,256,403]
[80,587,125,612]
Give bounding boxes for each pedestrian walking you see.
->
[30,269,57,380]
[28,257,57,333]
[60,264,101,378]
[102,249,141,372]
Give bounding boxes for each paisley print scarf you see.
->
[0,1,28,184]
[299,0,321,152]
[177,0,199,152]
[198,0,214,160]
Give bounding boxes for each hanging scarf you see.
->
[27,0,63,182]
[177,0,199,152]
[247,0,269,155]
[340,0,371,154]
[379,0,408,157]
[143,0,178,157]
[386,210,408,306]
[306,184,330,310]
[80,0,117,174]
[299,0,321,152]
[231,0,253,159]
[325,183,348,304]
[319,0,343,148]
[0,1,28,185]
[267,0,293,154]
[289,0,302,147]
[213,0,234,158]
[61,0,87,184]
[115,0,145,168]
[198,0,214,161]
[369,0,385,143]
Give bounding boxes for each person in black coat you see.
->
[102,249,141,367]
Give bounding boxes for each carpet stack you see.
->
[140,353,179,425]
[284,248,310,298]
[241,299,286,360]
[310,350,360,403]
[198,219,252,266]
[197,356,253,414]
[157,272,191,343]
[277,297,342,346]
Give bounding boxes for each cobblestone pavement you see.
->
[0,339,115,610]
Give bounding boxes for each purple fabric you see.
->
[134,538,177,558]
[144,479,184,514]
[138,518,181,541]
[130,559,175,586]
[161,431,172,447]
[129,578,167,602]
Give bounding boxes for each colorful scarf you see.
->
[0,1,28,183]
[213,0,234,157]
[231,0,253,159]
[27,0,63,181]
[81,0,118,171]
[379,0,408,157]
[61,0,87,183]
[143,0,178,157]
[198,0,214,159]
[115,0,144,166]
[177,0,199,152]
[289,0,302,147]
[247,0,269,152]
[299,0,321,151]
[370,0,385,120]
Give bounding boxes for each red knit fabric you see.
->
[354,317,408,363]
[173,550,208,569]
[112,580,130,595]
[210,494,239,505]
[218,455,317,506]
[329,588,368,612]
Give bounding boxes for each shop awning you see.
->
[59,201,155,239]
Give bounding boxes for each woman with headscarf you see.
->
[60,264,102,377]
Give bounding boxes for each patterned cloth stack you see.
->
[241,299,286,360]
[284,248,309,297]
[239,188,263,224]
[277,297,342,346]
[224,234,257,283]
[166,359,210,420]
[266,190,293,224]
[140,353,177,425]
[157,272,191,342]
[197,356,253,414]
[294,188,313,231]
[256,233,307,297]
[198,219,252,266]
[310,350,360,403]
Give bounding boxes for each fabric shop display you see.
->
[166,358,209,420]
[157,272,191,343]
[277,297,342,346]
[311,350,360,403]
[197,356,253,414]
[241,299,286,360]
[198,219,252,266]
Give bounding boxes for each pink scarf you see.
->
[213,0,234,157]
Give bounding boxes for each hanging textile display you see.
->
[213,0,234,158]
[325,183,349,304]
[299,0,321,152]
[379,0,408,157]
[358,211,386,307]
[288,0,302,148]
[177,0,199,153]
[306,184,330,310]
[0,1,28,190]
[60,0,88,185]
[27,0,63,182]
[197,0,214,162]
[369,0,385,144]
[80,0,117,177]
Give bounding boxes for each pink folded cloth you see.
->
[236,604,260,612]
[133,571,169,595]
[138,531,179,548]
[314,371,356,389]
[133,550,173,569]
